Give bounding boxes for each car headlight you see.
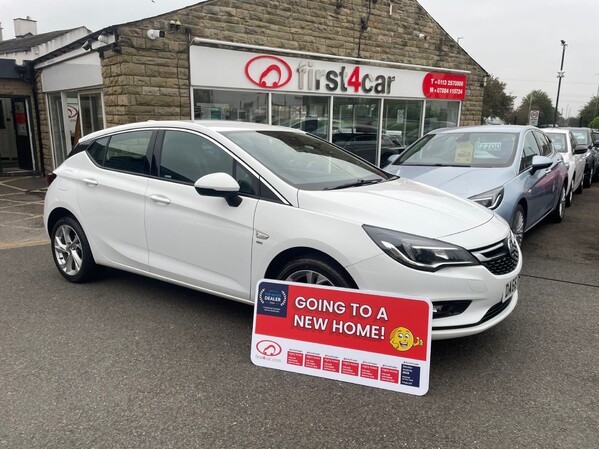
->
[363,225,479,272]
[468,186,504,210]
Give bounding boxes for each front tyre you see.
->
[276,255,355,289]
[565,181,574,207]
[51,216,97,283]
[511,204,526,246]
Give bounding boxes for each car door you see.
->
[145,129,259,300]
[518,130,550,227]
[533,130,563,213]
[571,132,585,188]
[76,130,154,271]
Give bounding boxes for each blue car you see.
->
[384,125,568,244]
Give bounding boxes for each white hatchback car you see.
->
[44,121,521,340]
[544,129,586,206]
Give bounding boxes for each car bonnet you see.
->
[297,177,499,241]
[385,165,515,198]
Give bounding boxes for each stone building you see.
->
[28,0,488,175]
[0,17,91,174]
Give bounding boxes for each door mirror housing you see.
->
[574,145,589,155]
[194,172,242,207]
[530,155,553,174]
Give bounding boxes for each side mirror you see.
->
[574,145,589,155]
[594,139,599,148]
[194,172,242,207]
[530,155,552,173]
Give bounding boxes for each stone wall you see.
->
[101,0,486,126]
[36,0,487,173]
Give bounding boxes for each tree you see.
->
[512,90,554,126]
[589,116,599,129]
[577,95,599,126]
[482,76,515,121]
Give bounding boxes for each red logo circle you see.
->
[245,55,292,89]
[256,340,282,357]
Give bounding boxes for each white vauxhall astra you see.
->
[43,121,521,340]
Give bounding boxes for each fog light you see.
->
[431,301,471,319]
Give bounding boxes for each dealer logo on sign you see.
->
[245,55,293,88]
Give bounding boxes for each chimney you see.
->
[14,16,37,38]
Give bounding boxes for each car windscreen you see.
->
[393,131,519,168]
[222,130,391,190]
[545,133,568,153]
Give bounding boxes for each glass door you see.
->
[48,93,69,168]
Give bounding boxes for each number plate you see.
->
[503,276,519,302]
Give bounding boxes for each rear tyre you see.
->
[276,255,355,289]
[511,205,526,246]
[51,216,97,283]
[550,183,567,223]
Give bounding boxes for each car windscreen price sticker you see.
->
[251,280,432,396]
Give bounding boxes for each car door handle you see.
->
[149,194,171,205]
[82,178,98,186]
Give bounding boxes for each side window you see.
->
[160,130,259,196]
[86,137,109,165]
[534,131,553,157]
[103,131,152,174]
[520,131,540,171]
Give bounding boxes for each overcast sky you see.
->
[1,0,597,117]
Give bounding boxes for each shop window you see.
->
[102,131,152,175]
[271,94,330,139]
[331,97,381,164]
[80,93,104,137]
[424,100,460,134]
[383,99,423,146]
[193,89,268,123]
[159,130,258,195]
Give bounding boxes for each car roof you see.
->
[78,120,302,143]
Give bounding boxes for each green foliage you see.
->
[482,76,515,121]
[589,116,599,129]
[579,96,599,125]
[510,90,555,126]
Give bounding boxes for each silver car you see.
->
[544,129,586,206]
[384,125,568,245]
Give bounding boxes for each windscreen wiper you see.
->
[325,178,385,190]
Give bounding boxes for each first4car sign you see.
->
[190,46,468,100]
[251,280,432,396]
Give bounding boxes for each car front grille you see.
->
[471,234,519,276]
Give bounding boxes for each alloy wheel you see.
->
[285,270,334,286]
[53,224,83,276]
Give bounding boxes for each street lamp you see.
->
[553,40,567,126]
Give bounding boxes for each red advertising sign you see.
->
[423,73,467,100]
[251,280,432,395]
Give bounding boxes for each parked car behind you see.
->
[544,129,586,205]
[561,127,599,187]
[384,125,568,245]
[44,120,521,340]
[332,132,405,166]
